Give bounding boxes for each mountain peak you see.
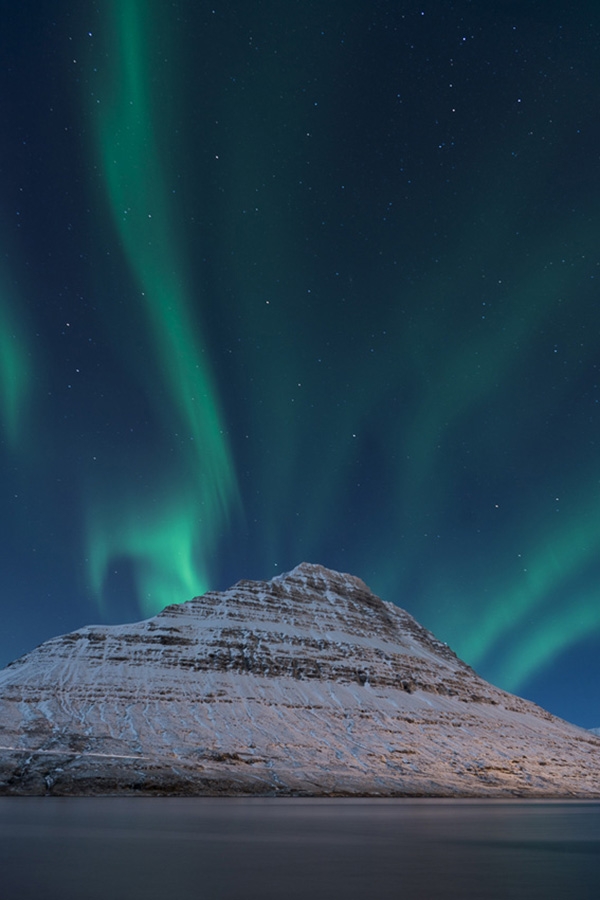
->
[273,561,373,595]
[276,560,363,582]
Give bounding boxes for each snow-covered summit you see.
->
[1,563,599,797]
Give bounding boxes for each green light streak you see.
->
[460,512,600,668]
[496,593,600,693]
[86,487,209,619]
[400,259,574,500]
[445,471,600,694]
[0,289,32,450]
[85,0,239,613]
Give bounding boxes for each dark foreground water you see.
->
[1,797,599,900]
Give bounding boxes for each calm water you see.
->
[1,797,599,899]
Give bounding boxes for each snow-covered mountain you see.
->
[1,562,599,796]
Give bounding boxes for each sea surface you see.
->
[1,797,599,899]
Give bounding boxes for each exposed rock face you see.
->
[1,562,599,796]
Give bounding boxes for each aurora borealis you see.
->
[2,0,600,726]
[86,0,239,613]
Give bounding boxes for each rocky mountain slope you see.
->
[1,562,599,796]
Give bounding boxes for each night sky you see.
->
[1,1,600,727]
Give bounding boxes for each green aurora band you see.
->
[0,276,32,452]
[84,0,239,616]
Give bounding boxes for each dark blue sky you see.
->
[2,0,600,727]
